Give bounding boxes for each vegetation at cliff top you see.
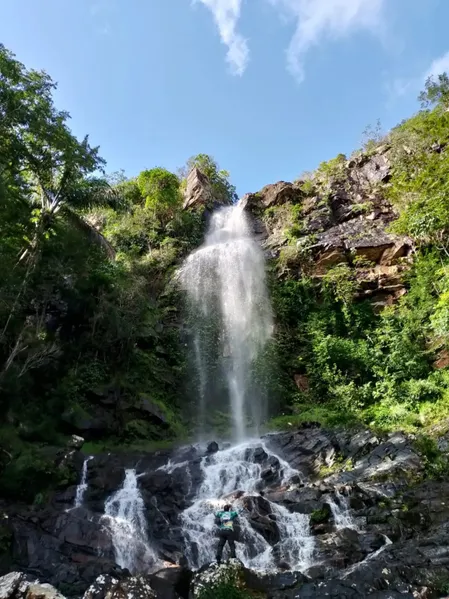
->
[2,43,449,500]
[268,73,449,435]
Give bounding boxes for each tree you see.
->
[0,44,117,375]
[182,154,237,204]
[419,73,449,109]
[138,168,180,210]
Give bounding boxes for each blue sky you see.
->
[2,0,449,196]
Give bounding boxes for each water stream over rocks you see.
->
[103,469,158,573]
[181,440,314,571]
[3,197,448,598]
[4,425,446,598]
[73,456,93,509]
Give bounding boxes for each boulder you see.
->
[191,560,308,599]
[136,397,170,427]
[242,495,280,544]
[251,181,304,209]
[26,583,66,599]
[0,573,23,599]
[206,442,218,455]
[67,436,84,450]
[83,575,156,599]
[149,566,191,599]
[183,168,213,210]
[0,575,67,599]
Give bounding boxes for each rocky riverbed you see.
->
[1,424,449,598]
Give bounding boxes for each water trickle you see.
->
[178,204,273,441]
[181,441,314,572]
[103,469,158,573]
[74,456,93,508]
[328,489,358,530]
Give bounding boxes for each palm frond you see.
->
[63,177,123,210]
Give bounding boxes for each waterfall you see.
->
[328,489,358,530]
[103,469,158,573]
[178,204,273,441]
[73,456,93,508]
[181,441,314,571]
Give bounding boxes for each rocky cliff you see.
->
[242,146,413,310]
[2,425,449,598]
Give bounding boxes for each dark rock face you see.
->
[3,426,449,598]
[183,168,213,210]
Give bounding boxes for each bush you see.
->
[0,447,62,502]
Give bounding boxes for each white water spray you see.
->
[178,204,273,441]
[74,456,93,508]
[181,441,314,571]
[103,469,158,573]
[328,489,358,531]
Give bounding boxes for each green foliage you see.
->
[138,167,181,224]
[184,153,237,204]
[196,570,255,599]
[419,73,449,109]
[361,119,384,152]
[0,445,76,502]
[414,434,449,479]
[316,153,347,183]
[267,76,449,434]
[310,505,331,524]
[388,105,449,244]
[0,44,216,495]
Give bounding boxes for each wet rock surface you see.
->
[2,425,449,597]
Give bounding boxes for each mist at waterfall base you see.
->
[178,204,273,441]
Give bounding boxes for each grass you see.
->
[266,392,449,438]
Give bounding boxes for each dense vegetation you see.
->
[0,45,234,499]
[2,42,449,500]
[269,73,449,435]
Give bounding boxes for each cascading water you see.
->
[103,469,158,573]
[73,455,93,508]
[328,489,358,531]
[181,441,314,571]
[178,201,314,572]
[178,204,273,441]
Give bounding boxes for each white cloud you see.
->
[425,50,449,81]
[89,0,114,35]
[268,0,385,81]
[385,77,414,100]
[386,50,449,105]
[195,0,249,76]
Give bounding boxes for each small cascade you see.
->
[328,489,358,530]
[103,469,158,573]
[181,441,314,572]
[74,456,93,508]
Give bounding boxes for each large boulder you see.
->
[183,169,213,210]
[0,573,66,599]
[83,575,156,599]
[0,573,23,599]
[190,560,308,599]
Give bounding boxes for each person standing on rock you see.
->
[214,503,239,563]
